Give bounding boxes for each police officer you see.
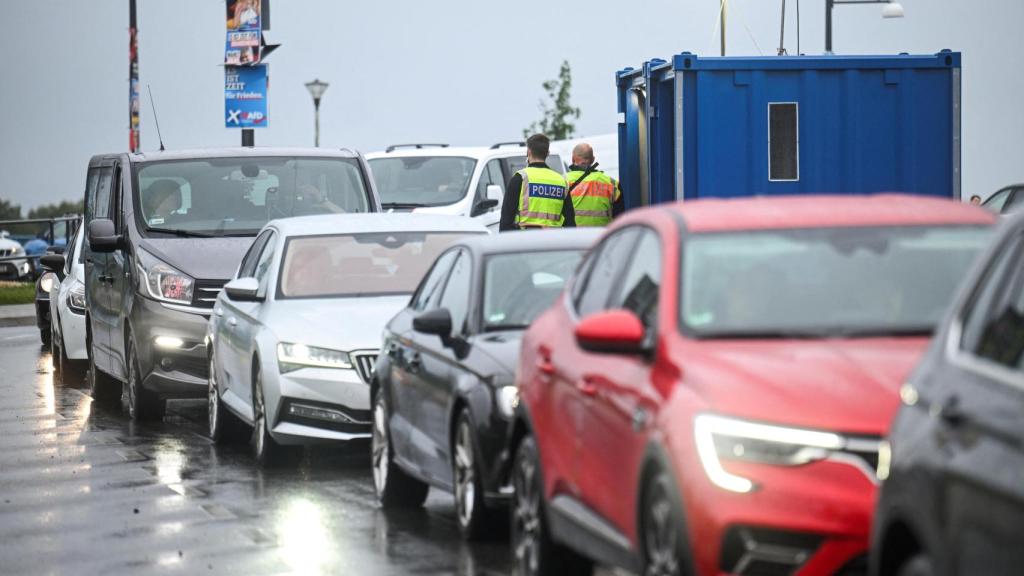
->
[566,143,624,226]
[499,134,576,232]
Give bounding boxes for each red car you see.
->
[509,195,994,576]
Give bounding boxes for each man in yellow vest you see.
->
[565,142,623,227]
[499,134,576,232]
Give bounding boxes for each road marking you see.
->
[1,334,36,342]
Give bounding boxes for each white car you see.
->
[206,213,488,466]
[49,227,88,382]
[0,231,30,280]
[366,143,565,232]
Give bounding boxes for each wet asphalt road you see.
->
[0,324,538,576]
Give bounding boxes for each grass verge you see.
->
[0,282,36,306]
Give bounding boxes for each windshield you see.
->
[134,157,371,236]
[369,156,476,208]
[278,232,473,299]
[483,250,585,331]
[681,225,992,338]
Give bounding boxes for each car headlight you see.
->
[13,245,24,256]
[694,414,844,494]
[277,342,353,373]
[137,250,194,305]
[39,272,55,294]
[496,386,519,419]
[66,280,86,314]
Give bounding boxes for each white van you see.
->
[366,143,565,232]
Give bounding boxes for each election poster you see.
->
[225,0,261,65]
[225,65,268,128]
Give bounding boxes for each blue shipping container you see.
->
[616,51,961,208]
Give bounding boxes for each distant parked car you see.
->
[367,142,565,232]
[206,213,486,466]
[510,195,994,576]
[871,212,1024,576]
[981,184,1024,216]
[372,228,600,539]
[83,147,381,421]
[0,231,30,280]
[43,227,88,383]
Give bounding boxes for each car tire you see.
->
[896,555,934,576]
[208,353,248,444]
[251,367,299,467]
[40,327,51,347]
[453,410,493,540]
[54,320,86,385]
[87,331,121,404]
[372,391,429,508]
[123,337,165,421]
[51,322,62,379]
[511,436,593,576]
[641,470,692,576]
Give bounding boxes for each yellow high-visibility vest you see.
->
[517,167,568,228]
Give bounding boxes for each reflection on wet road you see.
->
[0,325,518,575]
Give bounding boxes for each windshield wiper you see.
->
[485,323,529,332]
[147,227,214,238]
[697,326,934,339]
[381,202,425,210]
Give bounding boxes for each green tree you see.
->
[524,60,581,141]
[28,200,84,219]
[0,199,21,221]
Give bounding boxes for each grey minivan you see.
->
[84,147,381,420]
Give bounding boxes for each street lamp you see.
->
[825,0,904,53]
[304,78,329,147]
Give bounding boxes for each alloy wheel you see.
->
[207,356,219,437]
[644,481,680,576]
[371,398,389,496]
[512,446,541,576]
[454,420,476,529]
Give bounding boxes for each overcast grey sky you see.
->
[1,0,1021,211]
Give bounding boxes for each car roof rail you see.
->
[385,143,450,153]
[490,141,526,150]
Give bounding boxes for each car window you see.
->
[574,228,640,318]
[475,160,503,205]
[412,249,458,312]
[1004,189,1024,214]
[961,234,1024,371]
[610,230,661,329]
[253,231,277,293]
[369,156,476,208]
[91,167,114,221]
[84,168,101,222]
[239,230,273,278]
[503,155,564,175]
[983,189,1012,213]
[483,249,587,331]
[439,250,472,335]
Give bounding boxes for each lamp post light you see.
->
[825,0,904,53]
[304,78,329,147]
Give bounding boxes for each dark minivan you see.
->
[871,212,1024,576]
[84,148,380,420]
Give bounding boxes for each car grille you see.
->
[0,248,13,257]
[350,351,379,385]
[720,526,822,576]
[192,279,227,310]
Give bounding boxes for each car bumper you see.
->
[264,364,372,445]
[35,297,50,330]
[60,307,88,360]
[133,297,211,399]
[0,259,29,280]
[681,454,875,576]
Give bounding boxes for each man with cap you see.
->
[499,133,576,232]
[565,142,623,227]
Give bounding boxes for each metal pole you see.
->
[825,0,834,53]
[128,0,140,152]
[242,128,254,147]
[778,0,787,55]
[313,98,321,147]
[720,0,727,56]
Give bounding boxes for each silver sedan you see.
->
[206,213,487,466]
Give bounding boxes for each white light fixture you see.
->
[304,78,329,102]
[881,1,904,18]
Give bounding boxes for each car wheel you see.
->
[511,436,592,576]
[251,367,298,467]
[123,338,165,421]
[55,321,86,384]
[208,353,248,443]
[87,330,120,403]
[454,411,492,540]
[896,555,934,576]
[40,327,51,347]
[641,471,691,576]
[372,391,429,508]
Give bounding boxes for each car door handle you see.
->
[577,379,598,397]
[937,396,968,427]
[227,317,238,328]
[407,352,422,373]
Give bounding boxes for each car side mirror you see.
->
[88,219,121,253]
[471,198,499,217]
[486,184,503,203]
[575,309,648,355]
[224,277,263,302]
[413,308,453,338]
[39,254,66,281]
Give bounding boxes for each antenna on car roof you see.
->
[147,84,166,152]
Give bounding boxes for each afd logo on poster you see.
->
[226,109,266,126]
